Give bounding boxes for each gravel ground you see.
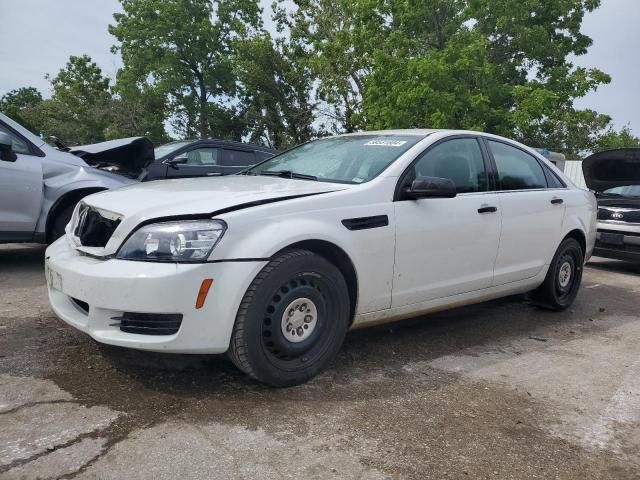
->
[1,243,639,479]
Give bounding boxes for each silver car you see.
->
[0,112,144,244]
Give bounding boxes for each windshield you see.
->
[247,134,424,184]
[154,141,192,159]
[602,185,640,198]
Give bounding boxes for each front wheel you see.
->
[531,238,584,311]
[50,204,76,243]
[228,249,351,387]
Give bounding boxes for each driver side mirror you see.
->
[164,155,188,169]
[404,176,457,199]
[0,132,17,162]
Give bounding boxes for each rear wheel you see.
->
[531,238,584,311]
[228,249,350,386]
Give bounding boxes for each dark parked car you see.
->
[143,139,278,180]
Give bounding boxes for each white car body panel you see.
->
[392,192,501,306]
[46,130,597,354]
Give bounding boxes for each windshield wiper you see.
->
[260,170,318,181]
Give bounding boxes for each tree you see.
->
[593,126,640,153]
[0,87,43,132]
[28,55,114,145]
[282,0,620,156]
[110,0,263,139]
[234,33,316,149]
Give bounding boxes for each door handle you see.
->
[551,198,564,205]
[477,206,498,214]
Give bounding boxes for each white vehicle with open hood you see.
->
[46,130,597,386]
[583,148,640,261]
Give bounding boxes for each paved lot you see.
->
[1,243,639,479]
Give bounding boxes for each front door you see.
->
[392,137,501,307]
[0,123,43,239]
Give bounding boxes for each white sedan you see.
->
[45,130,597,386]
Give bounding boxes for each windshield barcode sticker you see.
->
[364,140,407,147]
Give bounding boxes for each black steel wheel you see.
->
[228,249,350,386]
[532,238,584,311]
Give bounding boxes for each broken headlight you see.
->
[116,220,226,262]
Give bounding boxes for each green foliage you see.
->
[234,34,316,148]
[594,126,640,152]
[39,55,113,145]
[282,0,625,156]
[1,0,635,155]
[0,87,43,132]
[109,0,262,139]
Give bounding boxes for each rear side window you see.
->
[223,149,256,167]
[488,141,547,190]
[413,138,488,193]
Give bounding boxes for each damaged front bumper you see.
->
[45,237,267,353]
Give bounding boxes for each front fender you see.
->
[36,164,136,235]
[212,210,396,314]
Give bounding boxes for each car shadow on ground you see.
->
[1,243,627,407]
[0,244,46,289]
[587,257,640,276]
[87,292,592,404]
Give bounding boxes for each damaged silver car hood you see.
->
[70,137,155,176]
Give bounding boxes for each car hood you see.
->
[82,175,352,221]
[69,137,154,176]
[582,148,640,192]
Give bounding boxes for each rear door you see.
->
[0,122,43,239]
[221,148,258,174]
[485,139,566,285]
[165,145,223,178]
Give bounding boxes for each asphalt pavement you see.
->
[1,243,639,479]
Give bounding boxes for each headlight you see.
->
[116,220,226,262]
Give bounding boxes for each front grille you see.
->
[598,207,640,224]
[117,312,183,336]
[74,205,121,247]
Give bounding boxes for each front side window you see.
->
[185,147,219,166]
[248,135,423,184]
[412,138,488,193]
[489,141,547,191]
[0,123,30,155]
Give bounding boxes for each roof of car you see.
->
[338,129,443,137]
[167,138,278,153]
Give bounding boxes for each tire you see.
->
[531,238,584,311]
[50,204,76,243]
[228,249,351,387]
